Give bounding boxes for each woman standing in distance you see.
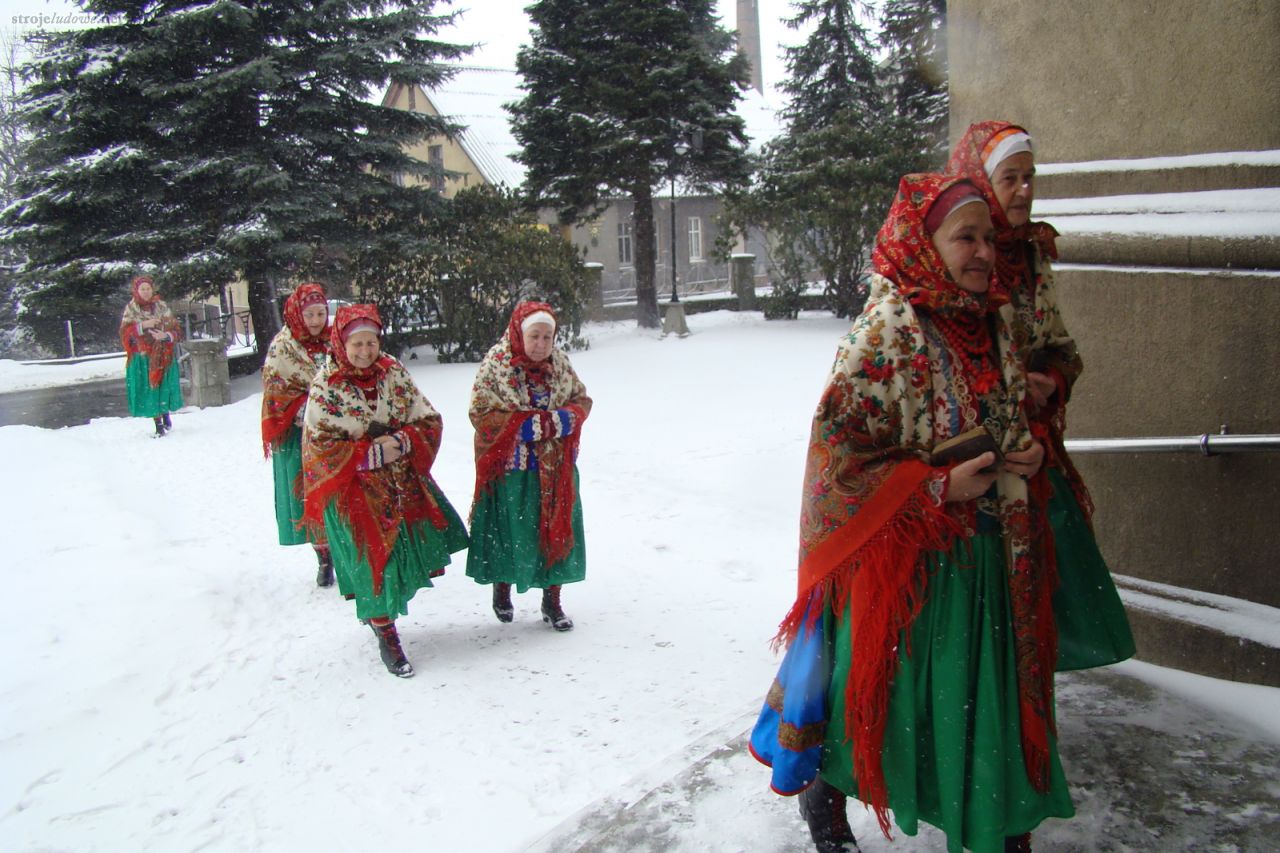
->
[261,282,333,586]
[751,175,1071,853]
[947,121,1134,672]
[120,275,183,437]
[467,302,590,631]
[302,304,468,677]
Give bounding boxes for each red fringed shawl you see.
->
[469,302,591,565]
[775,175,1058,837]
[119,277,182,387]
[260,283,330,456]
[300,305,447,594]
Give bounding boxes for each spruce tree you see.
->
[740,0,912,319]
[4,0,467,359]
[880,0,948,167]
[509,0,751,329]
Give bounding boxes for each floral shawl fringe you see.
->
[120,298,182,387]
[469,336,591,565]
[301,357,448,594]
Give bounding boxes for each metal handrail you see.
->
[1064,433,1280,456]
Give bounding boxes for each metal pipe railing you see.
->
[1064,433,1280,456]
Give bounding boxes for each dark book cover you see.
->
[929,426,1002,473]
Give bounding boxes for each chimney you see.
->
[736,0,764,94]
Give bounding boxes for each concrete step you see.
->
[1037,150,1280,198]
[1038,187,1280,268]
[1114,576,1280,687]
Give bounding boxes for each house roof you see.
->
[409,64,784,190]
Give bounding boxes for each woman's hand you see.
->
[1003,440,1044,479]
[945,453,999,502]
[373,434,404,465]
[146,328,169,341]
[1026,371,1056,410]
[140,318,160,330]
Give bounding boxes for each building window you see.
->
[617,220,633,266]
[428,144,445,193]
[688,216,703,261]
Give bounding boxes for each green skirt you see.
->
[1048,468,1136,671]
[324,484,469,622]
[821,533,1075,853]
[465,467,586,592]
[125,354,183,418]
[271,426,310,547]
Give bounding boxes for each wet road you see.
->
[0,377,134,429]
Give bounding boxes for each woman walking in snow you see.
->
[946,121,1134,672]
[750,174,1072,853]
[467,301,591,631]
[119,274,183,437]
[301,304,468,678]
[261,282,334,587]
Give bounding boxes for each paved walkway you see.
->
[526,666,1278,852]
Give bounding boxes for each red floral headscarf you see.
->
[507,300,558,381]
[283,282,329,357]
[946,121,1059,294]
[871,173,1005,317]
[329,304,393,387]
[130,275,157,309]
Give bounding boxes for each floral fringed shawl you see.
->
[948,121,1092,518]
[261,283,330,457]
[469,302,591,566]
[119,276,182,388]
[770,175,1058,837]
[301,306,448,595]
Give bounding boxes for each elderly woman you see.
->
[301,304,468,678]
[261,282,333,587]
[947,122,1134,672]
[466,301,591,631]
[750,175,1073,853]
[119,274,183,437]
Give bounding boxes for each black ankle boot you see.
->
[370,621,413,677]
[315,549,334,587]
[1005,833,1032,852]
[153,416,167,437]
[798,777,859,853]
[540,585,573,632]
[492,582,514,623]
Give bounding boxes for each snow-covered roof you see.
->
[423,65,526,188]
[417,64,784,190]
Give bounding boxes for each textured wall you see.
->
[948,0,1280,161]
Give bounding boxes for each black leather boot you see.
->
[492,582,514,622]
[153,416,167,437]
[541,585,573,631]
[797,777,859,852]
[1005,833,1032,852]
[370,620,413,678]
[315,548,334,587]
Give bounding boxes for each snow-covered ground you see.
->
[1,310,1277,852]
[0,353,125,392]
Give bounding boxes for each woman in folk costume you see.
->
[119,275,183,437]
[750,175,1074,853]
[261,282,334,587]
[467,301,590,632]
[301,304,468,678]
[947,122,1134,672]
